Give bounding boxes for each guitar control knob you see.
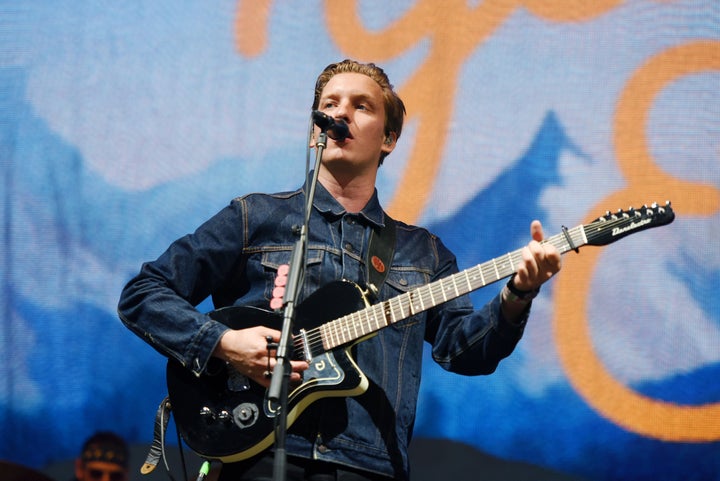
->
[233,402,259,429]
[218,410,231,423]
[199,406,215,424]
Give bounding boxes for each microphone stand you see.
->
[268,129,329,481]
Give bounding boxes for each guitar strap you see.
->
[365,213,396,299]
[141,396,172,474]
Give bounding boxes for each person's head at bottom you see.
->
[74,431,129,481]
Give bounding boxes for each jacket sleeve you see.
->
[424,237,530,375]
[117,199,246,376]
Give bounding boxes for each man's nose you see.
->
[333,101,350,121]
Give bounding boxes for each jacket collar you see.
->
[306,174,386,229]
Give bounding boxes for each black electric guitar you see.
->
[166,202,675,462]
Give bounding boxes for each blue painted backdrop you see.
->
[2,2,719,480]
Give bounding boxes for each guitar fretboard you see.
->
[316,225,588,350]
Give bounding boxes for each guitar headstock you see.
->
[584,201,675,246]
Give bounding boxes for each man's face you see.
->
[315,72,395,172]
[75,460,128,481]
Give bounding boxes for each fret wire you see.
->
[346,311,355,339]
[346,313,354,340]
[476,264,485,287]
[464,268,474,291]
[320,324,328,349]
[328,321,336,348]
[359,306,368,335]
[428,284,437,304]
[444,278,452,299]
[375,303,385,330]
[451,273,461,297]
[361,308,370,336]
[388,297,398,325]
[511,250,523,270]
[429,283,440,305]
[339,317,348,344]
[427,282,437,306]
[326,323,336,349]
[338,316,346,345]
[360,309,368,337]
[381,300,390,327]
[338,317,345,345]
[482,263,495,283]
[319,325,327,350]
[432,281,442,303]
[464,267,474,289]
[391,296,401,321]
[381,301,391,327]
[417,287,426,311]
[350,315,357,340]
[399,294,409,319]
[406,292,416,317]
[341,316,350,343]
[435,281,443,300]
[393,294,406,323]
[369,304,378,332]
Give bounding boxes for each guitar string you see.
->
[288,209,664,357]
[293,223,587,355]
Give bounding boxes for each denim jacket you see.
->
[118,180,529,480]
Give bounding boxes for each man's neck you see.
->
[318,167,377,213]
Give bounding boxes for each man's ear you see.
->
[381,132,397,153]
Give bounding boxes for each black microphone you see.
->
[312,110,349,141]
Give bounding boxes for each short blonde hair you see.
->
[312,59,406,165]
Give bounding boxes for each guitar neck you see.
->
[318,225,588,350]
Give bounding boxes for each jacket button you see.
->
[317,444,328,453]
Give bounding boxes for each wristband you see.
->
[504,275,540,302]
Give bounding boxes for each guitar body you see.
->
[166,281,370,462]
